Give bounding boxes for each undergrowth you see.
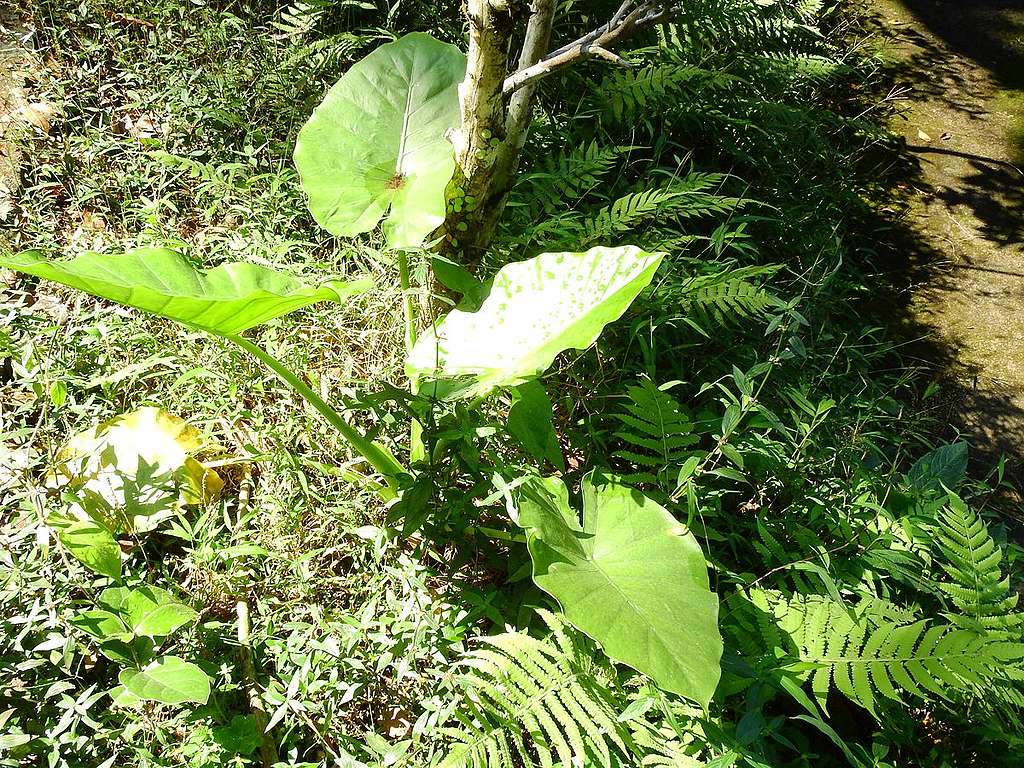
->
[2,1,1022,767]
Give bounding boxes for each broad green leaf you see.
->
[108,685,143,708]
[408,246,664,398]
[54,407,223,533]
[516,474,722,707]
[69,610,131,641]
[294,33,466,248]
[907,442,968,494]
[0,249,370,336]
[507,382,564,470]
[97,636,155,666]
[213,715,263,755]
[56,521,121,579]
[99,585,198,637]
[118,655,211,705]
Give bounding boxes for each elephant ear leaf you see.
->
[294,32,466,249]
[407,245,664,398]
[0,249,370,336]
[515,473,723,708]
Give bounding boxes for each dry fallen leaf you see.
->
[917,129,932,142]
[19,102,55,133]
[52,407,224,533]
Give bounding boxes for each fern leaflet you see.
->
[438,611,630,768]
[934,492,1022,632]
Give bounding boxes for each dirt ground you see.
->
[875,0,1024,475]
[0,4,35,254]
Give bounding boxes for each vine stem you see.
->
[227,334,405,494]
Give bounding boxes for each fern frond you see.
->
[512,141,631,215]
[934,492,1022,632]
[597,64,735,123]
[439,611,630,768]
[654,265,780,334]
[747,590,1024,718]
[578,174,741,246]
[611,380,698,487]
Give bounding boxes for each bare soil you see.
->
[874,0,1024,473]
[0,4,32,254]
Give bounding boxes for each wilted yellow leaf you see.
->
[19,102,54,133]
[53,407,223,533]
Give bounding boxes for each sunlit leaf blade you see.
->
[55,521,122,580]
[0,249,371,336]
[294,32,466,248]
[69,610,132,641]
[407,246,664,398]
[516,474,722,707]
[118,655,210,705]
[99,586,198,637]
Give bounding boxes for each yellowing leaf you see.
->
[19,102,55,133]
[54,407,223,533]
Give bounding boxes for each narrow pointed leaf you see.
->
[294,33,466,248]
[516,474,722,707]
[408,246,664,397]
[0,249,370,336]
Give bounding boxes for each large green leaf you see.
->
[69,610,132,641]
[407,246,663,398]
[0,249,370,336]
[118,655,210,705]
[515,474,722,707]
[55,521,122,580]
[99,586,198,637]
[294,33,466,248]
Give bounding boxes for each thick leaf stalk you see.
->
[228,335,406,494]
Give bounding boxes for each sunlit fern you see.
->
[934,492,1023,633]
[612,379,699,487]
[739,590,1024,718]
[438,611,631,768]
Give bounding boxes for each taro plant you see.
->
[2,30,724,706]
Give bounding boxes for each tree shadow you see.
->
[875,0,1024,248]
[854,1,1024,484]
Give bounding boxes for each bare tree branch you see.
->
[502,0,670,95]
[506,0,557,143]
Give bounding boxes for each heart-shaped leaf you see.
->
[99,586,198,637]
[407,246,663,398]
[0,249,370,336]
[294,33,466,248]
[515,474,722,707]
[54,521,121,580]
[69,610,132,641]
[119,655,210,705]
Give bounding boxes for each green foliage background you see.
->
[2,0,1023,767]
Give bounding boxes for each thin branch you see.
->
[506,0,557,141]
[503,0,669,95]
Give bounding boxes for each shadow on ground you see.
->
[864,0,1024,486]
